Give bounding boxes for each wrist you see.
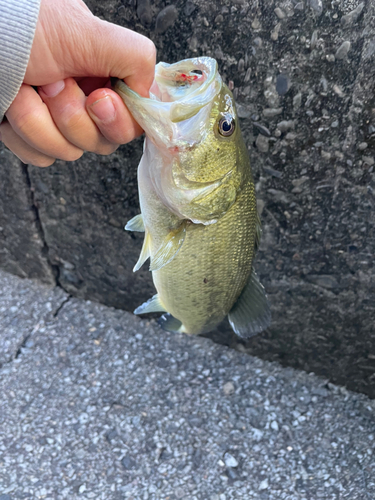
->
[0,0,41,121]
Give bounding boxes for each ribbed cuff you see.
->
[0,0,41,122]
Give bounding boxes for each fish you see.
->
[113,57,271,336]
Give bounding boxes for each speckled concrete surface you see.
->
[0,270,374,500]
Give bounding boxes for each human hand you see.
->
[0,0,156,167]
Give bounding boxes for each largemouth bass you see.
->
[113,57,271,336]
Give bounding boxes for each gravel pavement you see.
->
[0,270,374,500]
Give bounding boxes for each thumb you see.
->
[90,19,156,98]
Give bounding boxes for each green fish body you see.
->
[114,57,270,336]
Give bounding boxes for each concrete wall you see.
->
[1,0,374,397]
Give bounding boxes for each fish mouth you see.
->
[113,57,222,150]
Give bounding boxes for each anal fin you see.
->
[228,268,271,338]
[149,221,187,272]
[134,294,166,315]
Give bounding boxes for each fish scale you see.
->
[153,182,256,334]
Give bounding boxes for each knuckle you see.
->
[143,39,157,66]
[61,104,87,131]
[14,109,43,138]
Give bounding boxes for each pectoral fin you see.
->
[149,222,187,272]
[134,294,167,315]
[228,268,271,338]
[133,230,151,272]
[125,214,145,232]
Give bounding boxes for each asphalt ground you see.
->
[0,269,374,500]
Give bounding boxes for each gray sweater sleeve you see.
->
[0,0,41,123]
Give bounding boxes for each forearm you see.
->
[0,0,41,122]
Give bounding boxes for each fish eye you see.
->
[218,115,235,137]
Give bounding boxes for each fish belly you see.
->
[151,182,257,334]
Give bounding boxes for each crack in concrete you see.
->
[0,292,71,370]
[21,163,58,279]
[53,295,72,317]
[15,333,31,360]
[21,163,70,296]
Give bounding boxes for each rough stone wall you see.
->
[0,0,374,397]
[0,147,55,285]
[28,147,155,312]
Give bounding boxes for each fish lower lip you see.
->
[168,142,193,154]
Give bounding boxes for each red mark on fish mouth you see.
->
[168,142,195,154]
[177,73,204,83]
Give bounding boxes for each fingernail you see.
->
[39,80,65,97]
[89,96,116,124]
